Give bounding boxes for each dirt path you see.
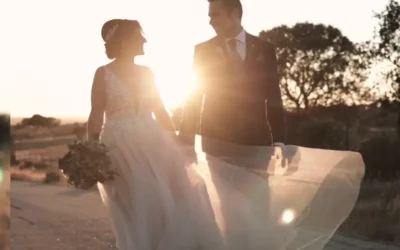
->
[10,181,399,250]
[11,181,116,250]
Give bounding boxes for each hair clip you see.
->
[105,23,119,41]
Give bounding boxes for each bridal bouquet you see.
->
[58,140,117,189]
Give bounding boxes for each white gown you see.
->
[98,65,365,250]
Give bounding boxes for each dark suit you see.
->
[179,33,286,149]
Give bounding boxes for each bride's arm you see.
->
[146,68,176,132]
[87,67,106,141]
[153,91,176,132]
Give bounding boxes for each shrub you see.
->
[72,125,86,140]
[290,116,347,150]
[43,170,61,184]
[19,161,34,170]
[33,162,50,171]
[359,132,400,181]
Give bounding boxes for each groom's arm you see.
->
[264,43,287,144]
[179,45,204,145]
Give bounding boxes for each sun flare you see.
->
[137,39,200,112]
[280,209,296,225]
[151,64,197,111]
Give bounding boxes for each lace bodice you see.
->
[103,66,155,122]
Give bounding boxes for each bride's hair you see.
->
[101,19,143,59]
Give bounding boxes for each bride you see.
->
[88,19,223,250]
[87,19,365,250]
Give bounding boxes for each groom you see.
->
[179,0,286,152]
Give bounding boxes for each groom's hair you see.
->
[209,0,243,19]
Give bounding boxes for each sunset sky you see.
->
[0,0,389,118]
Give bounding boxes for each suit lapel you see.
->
[245,33,258,64]
[211,37,228,62]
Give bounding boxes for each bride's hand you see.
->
[273,142,287,168]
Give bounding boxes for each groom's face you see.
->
[209,1,238,37]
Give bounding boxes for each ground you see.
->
[11,181,116,250]
[10,181,400,250]
[7,123,400,249]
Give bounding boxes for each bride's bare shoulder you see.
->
[98,62,114,72]
[93,64,109,74]
[91,65,112,89]
[92,63,115,81]
[137,65,152,73]
[137,65,155,79]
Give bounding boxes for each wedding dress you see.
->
[97,65,365,250]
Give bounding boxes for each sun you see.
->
[151,63,197,111]
[137,41,199,112]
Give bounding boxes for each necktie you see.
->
[227,39,243,65]
[227,39,245,87]
[228,39,237,53]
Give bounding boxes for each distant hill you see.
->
[11,116,87,125]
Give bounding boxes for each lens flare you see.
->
[0,152,5,184]
[0,167,3,184]
[280,209,296,225]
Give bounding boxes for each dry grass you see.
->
[11,123,82,141]
[339,180,400,243]
[11,138,69,185]
[11,126,76,186]
[11,166,67,185]
[10,168,46,182]
[13,136,75,151]
[15,144,69,162]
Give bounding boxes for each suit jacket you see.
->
[179,33,286,147]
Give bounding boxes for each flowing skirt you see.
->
[98,117,364,250]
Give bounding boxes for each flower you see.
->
[58,140,117,189]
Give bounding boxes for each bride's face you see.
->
[121,29,147,57]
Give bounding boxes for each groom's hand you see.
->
[272,142,287,168]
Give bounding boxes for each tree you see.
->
[18,114,61,128]
[0,114,10,152]
[259,23,369,111]
[73,124,87,141]
[367,0,400,134]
